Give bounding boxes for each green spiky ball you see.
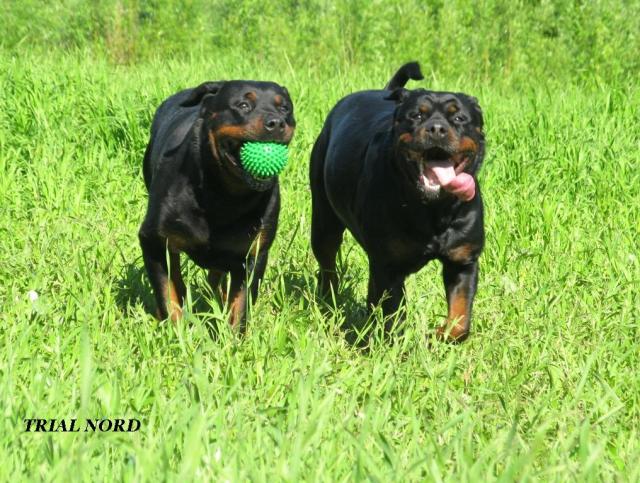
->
[240,142,289,178]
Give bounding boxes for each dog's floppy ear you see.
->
[463,94,483,126]
[384,88,409,103]
[198,93,219,117]
[180,81,225,107]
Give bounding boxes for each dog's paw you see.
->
[435,320,469,343]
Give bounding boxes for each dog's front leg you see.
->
[226,250,269,332]
[437,260,478,342]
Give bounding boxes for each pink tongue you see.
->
[430,163,476,201]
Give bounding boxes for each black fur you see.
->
[139,80,295,329]
[310,62,485,341]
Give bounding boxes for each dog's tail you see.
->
[385,62,424,90]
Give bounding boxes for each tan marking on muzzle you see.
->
[457,136,478,154]
[282,124,295,143]
[214,124,252,140]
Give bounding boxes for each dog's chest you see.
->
[381,223,465,268]
[384,233,442,262]
[160,200,262,268]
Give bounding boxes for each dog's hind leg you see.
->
[139,229,183,322]
[168,252,185,304]
[310,133,345,298]
[207,268,227,302]
[311,198,344,298]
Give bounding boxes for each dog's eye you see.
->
[237,101,252,112]
[409,111,424,121]
[453,115,466,123]
[278,105,290,114]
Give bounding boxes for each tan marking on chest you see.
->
[447,244,477,263]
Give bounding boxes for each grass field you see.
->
[1,0,639,480]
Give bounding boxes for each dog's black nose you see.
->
[265,116,286,132]
[426,121,447,140]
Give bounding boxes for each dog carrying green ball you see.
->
[240,142,289,178]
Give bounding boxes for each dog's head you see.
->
[182,80,295,191]
[386,88,484,202]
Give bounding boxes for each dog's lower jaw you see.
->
[242,171,276,192]
[417,179,442,201]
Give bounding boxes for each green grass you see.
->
[1,1,640,480]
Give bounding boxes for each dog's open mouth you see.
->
[220,138,244,170]
[418,147,476,201]
[220,138,283,191]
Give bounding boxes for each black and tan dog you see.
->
[139,80,295,328]
[310,62,485,341]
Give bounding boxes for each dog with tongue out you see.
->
[310,62,486,342]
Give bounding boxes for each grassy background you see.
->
[1,0,639,480]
